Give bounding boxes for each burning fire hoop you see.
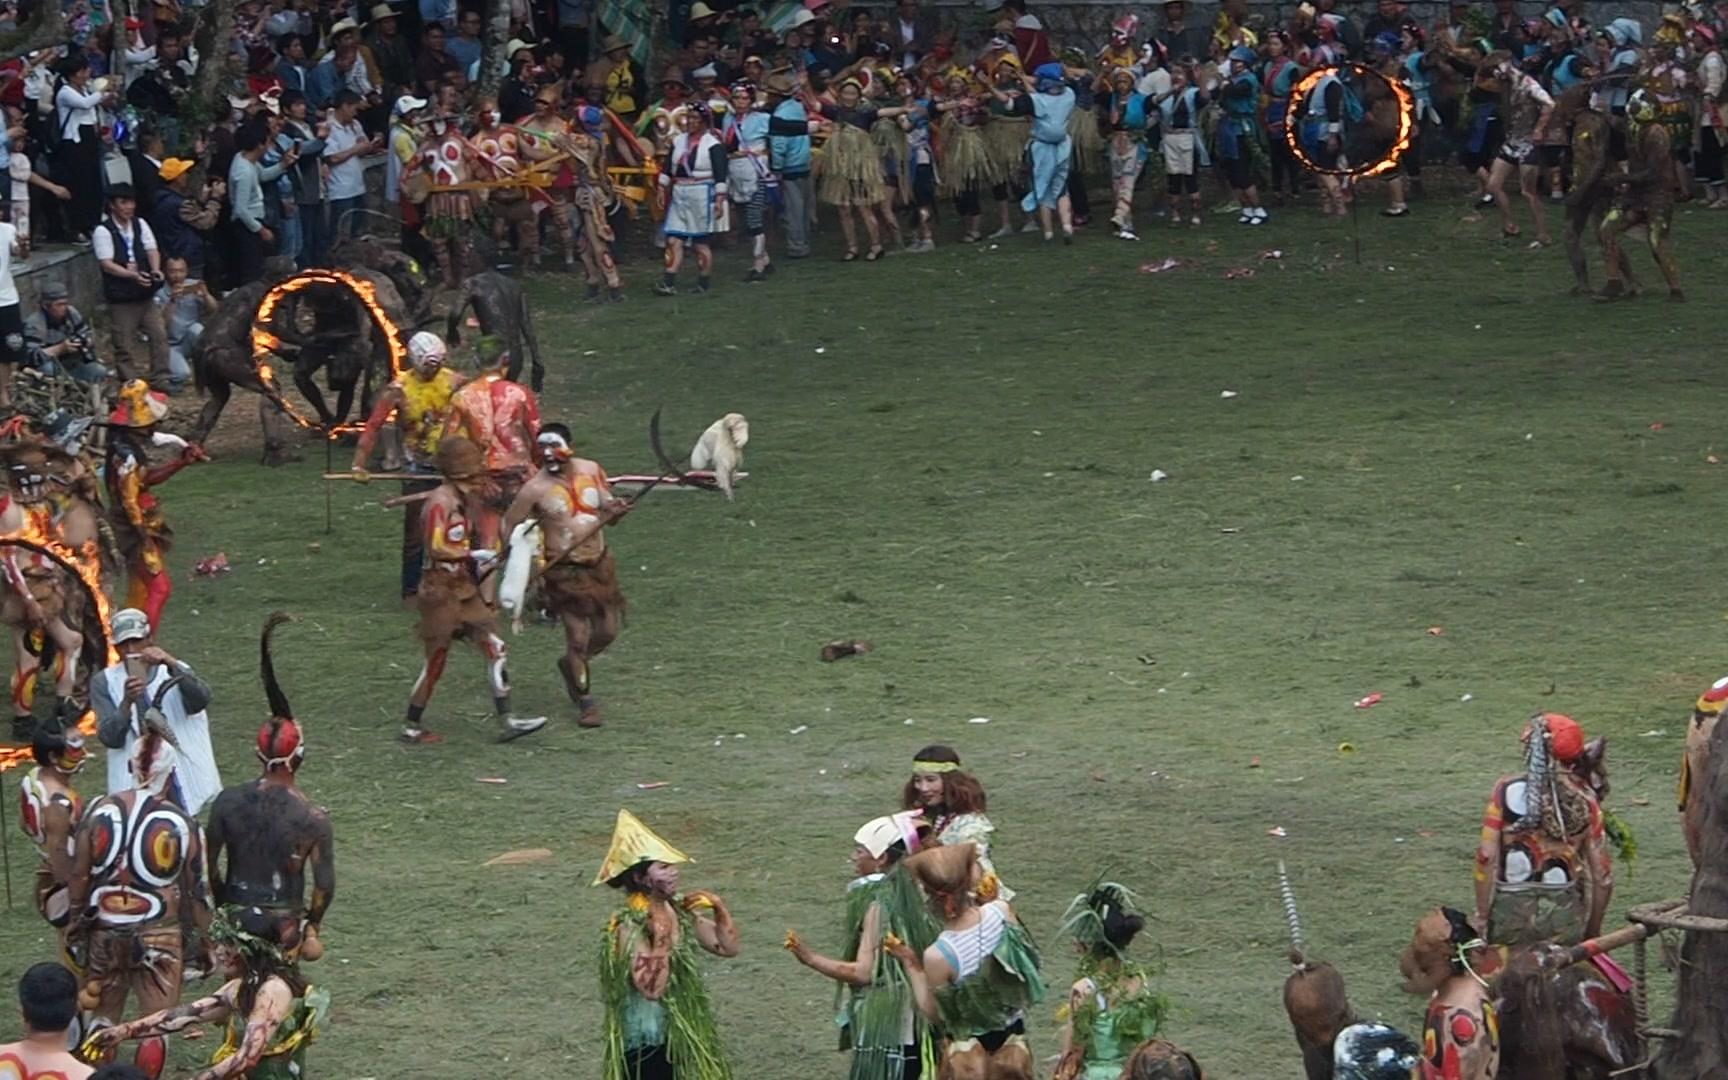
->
[1283,63,1415,179]
[251,269,408,437]
[0,531,116,772]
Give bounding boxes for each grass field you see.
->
[0,188,1723,1079]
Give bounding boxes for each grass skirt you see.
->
[985,115,1029,180]
[939,117,1000,195]
[819,124,889,207]
[872,117,908,186]
[1067,106,1105,175]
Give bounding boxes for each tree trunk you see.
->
[1652,716,1728,1078]
[187,0,238,129]
[478,0,510,100]
[0,1,66,60]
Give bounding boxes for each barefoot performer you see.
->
[502,424,630,727]
[86,904,330,1080]
[350,330,464,600]
[887,843,1044,1080]
[784,812,939,1080]
[1052,879,1171,1080]
[19,713,88,962]
[206,614,334,964]
[441,335,541,550]
[596,808,739,1080]
[1398,908,1502,1080]
[398,435,547,745]
[0,439,87,736]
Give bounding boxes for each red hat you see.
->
[1542,712,1584,762]
[257,716,305,770]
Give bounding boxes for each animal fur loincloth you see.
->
[21,566,65,619]
[818,123,889,206]
[415,565,498,646]
[542,550,628,622]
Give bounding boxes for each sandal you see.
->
[842,249,859,262]
[865,246,885,261]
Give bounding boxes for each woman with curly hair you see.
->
[901,744,1013,900]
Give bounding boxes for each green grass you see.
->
[1,191,1723,1078]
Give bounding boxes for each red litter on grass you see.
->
[193,553,231,577]
[1650,421,1666,431]
[1354,692,1384,709]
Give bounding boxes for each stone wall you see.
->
[926,0,1662,56]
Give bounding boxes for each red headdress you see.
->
[256,612,305,771]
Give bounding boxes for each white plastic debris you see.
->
[903,718,915,725]
[788,725,808,735]
[1460,693,1474,702]
[967,717,991,725]
[1220,390,1239,399]
[733,733,747,740]
[814,347,826,354]
[1149,469,1168,482]
[1291,476,1304,482]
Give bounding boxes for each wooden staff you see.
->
[1555,923,1651,967]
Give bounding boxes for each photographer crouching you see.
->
[23,281,110,384]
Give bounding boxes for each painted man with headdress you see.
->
[66,713,211,1077]
[887,842,1044,1080]
[396,434,547,745]
[515,83,582,270]
[0,437,90,740]
[104,380,206,631]
[472,96,541,266]
[19,712,88,964]
[206,613,334,965]
[400,108,479,289]
[501,424,630,727]
[1597,89,1684,301]
[596,808,740,1080]
[784,812,939,1080]
[1052,878,1176,1080]
[1472,712,1613,947]
[352,330,464,600]
[86,903,330,1080]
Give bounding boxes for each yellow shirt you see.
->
[398,369,461,463]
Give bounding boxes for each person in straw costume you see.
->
[934,68,1001,243]
[885,842,1044,1080]
[596,809,740,1080]
[816,77,892,260]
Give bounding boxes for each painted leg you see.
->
[403,643,449,743]
[46,616,79,699]
[11,627,37,740]
[1596,209,1634,298]
[1651,212,1683,299]
[137,565,171,632]
[559,611,601,726]
[479,631,546,741]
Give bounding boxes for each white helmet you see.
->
[407,331,447,372]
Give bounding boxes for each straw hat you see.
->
[763,70,796,95]
[328,16,360,37]
[366,2,397,24]
[690,1,718,18]
[602,34,630,54]
[593,809,691,886]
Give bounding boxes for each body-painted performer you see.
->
[1398,908,1501,1080]
[0,964,93,1080]
[67,717,211,1076]
[1473,712,1613,947]
[901,744,1013,900]
[103,381,205,631]
[20,715,87,959]
[723,81,775,282]
[92,607,222,816]
[1681,676,1728,865]
[657,103,728,294]
[1598,90,1684,301]
[473,98,540,266]
[441,335,541,548]
[206,614,334,964]
[86,904,329,1080]
[784,812,939,1080]
[399,435,546,745]
[351,330,463,600]
[0,440,87,738]
[404,112,478,289]
[1052,880,1172,1080]
[564,108,626,304]
[501,425,629,727]
[596,808,740,1080]
[515,84,582,269]
[887,843,1045,1080]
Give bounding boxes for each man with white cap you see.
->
[351,329,464,598]
[91,606,222,816]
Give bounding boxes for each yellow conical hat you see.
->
[592,809,691,886]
